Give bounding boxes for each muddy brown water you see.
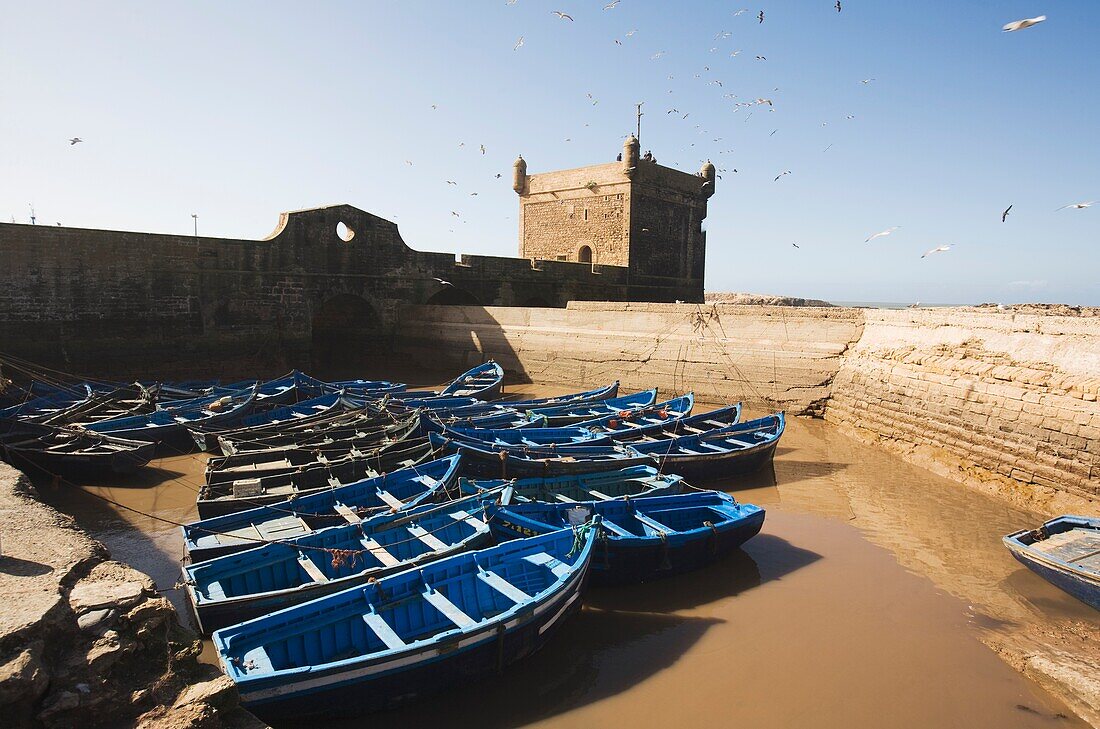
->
[33,381,1096,728]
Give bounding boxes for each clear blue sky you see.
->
[2,1,1097,305]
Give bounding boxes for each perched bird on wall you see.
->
[774,170,791,181]
[865,226,899,242]
[1056,201,1096,211]
[551,10,573,21]
[1003,15,1046,32]
[1001,205,1013,222]
[921,245,952,258]
[68,137,82,145]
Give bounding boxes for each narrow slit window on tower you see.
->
[583,208,589,221]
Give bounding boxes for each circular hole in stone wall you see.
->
[336,221,355,242]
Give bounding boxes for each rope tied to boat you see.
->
[567,517,600,558]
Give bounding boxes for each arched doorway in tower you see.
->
[577,245,593,263]
[311,294,383,377]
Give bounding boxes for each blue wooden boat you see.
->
[488,491,765,584]
[0,420,157,477]
[576,399,739,440]
[628,413,785,480]
[206,416,419,477]
[429,431,652,478]
[459,465,683,503]
[217,410,411,456]
[213,523,597,719]
[189,393,357,452]
[420,408,544,433]
[0,386,93,420]
[197,437,437,519]
[439,360,504,399]
[322,378,406,396]
[84,387,259,453]
[185,491,498,633]
[526,389,659,426]
[1003,515,1100,610]
[442,395,708,447]
[493,381,619,408]
[182,455,462,562]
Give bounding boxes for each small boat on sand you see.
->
[1003,515,1100,610]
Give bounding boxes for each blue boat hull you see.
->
[1005,542,1100,610]
[492,509,765,585]
[238,558,590,719]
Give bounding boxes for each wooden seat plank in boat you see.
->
[422,587,477,629]
[376,490,404,510]
[633,513,672,534]
[586,489,612,500]
[362,611,406,651]
[477,569,530,604]
[297,553,329,583]
[1031,529,1100,568]
[523,552,571,579]
[598,519,633,537]
[448,510,487,530]
[360,537,400,567]
[333,503,361,524]
[407,524,449,551]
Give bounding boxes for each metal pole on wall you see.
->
[635,102,644,142]
[192,213,198,238]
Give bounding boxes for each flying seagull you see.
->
[614,39,623,45]
[1003,15,1046,32]
[835,0,842,12]
[758,10,764,23]
[1001,204,1013,222]
[774,170,791,182]
[69,137,83,145]
[792,242,800,248]
[603,0,619,8]
[552,10,574,21]
[700,180,713,190]
[625,29,637,36]
[1056,201,1096,210]
[922,245,952,258]
[433,277,453,286]
[480,144,486,155]
[734,9,749,16]
[860,78,875,84]
[865,226,899,242]
[514,36,524,50]
[446,180,457,185]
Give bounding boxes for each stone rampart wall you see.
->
[394,303,1099,511]
[825,308,1100,513]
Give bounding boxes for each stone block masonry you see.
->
[826,308,1100,514]
[395,302,865,417]
[0,204,699,379]
[395,303,1098,512]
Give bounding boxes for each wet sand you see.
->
[33,381,1096,728]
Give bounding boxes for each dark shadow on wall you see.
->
[311,294,385,377]
[394,304,530,386]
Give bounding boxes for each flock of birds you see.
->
[48,7,1093,267]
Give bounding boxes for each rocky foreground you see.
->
[0,464,264,728]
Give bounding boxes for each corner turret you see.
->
[700,160,716,198]
[512,155,527,194]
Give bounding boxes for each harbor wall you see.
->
[0,462,262,728]
[825,308,1100,514]
[395,302,865,417]
[394,303,1099,512]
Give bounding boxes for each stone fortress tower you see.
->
[513,135,714,285]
